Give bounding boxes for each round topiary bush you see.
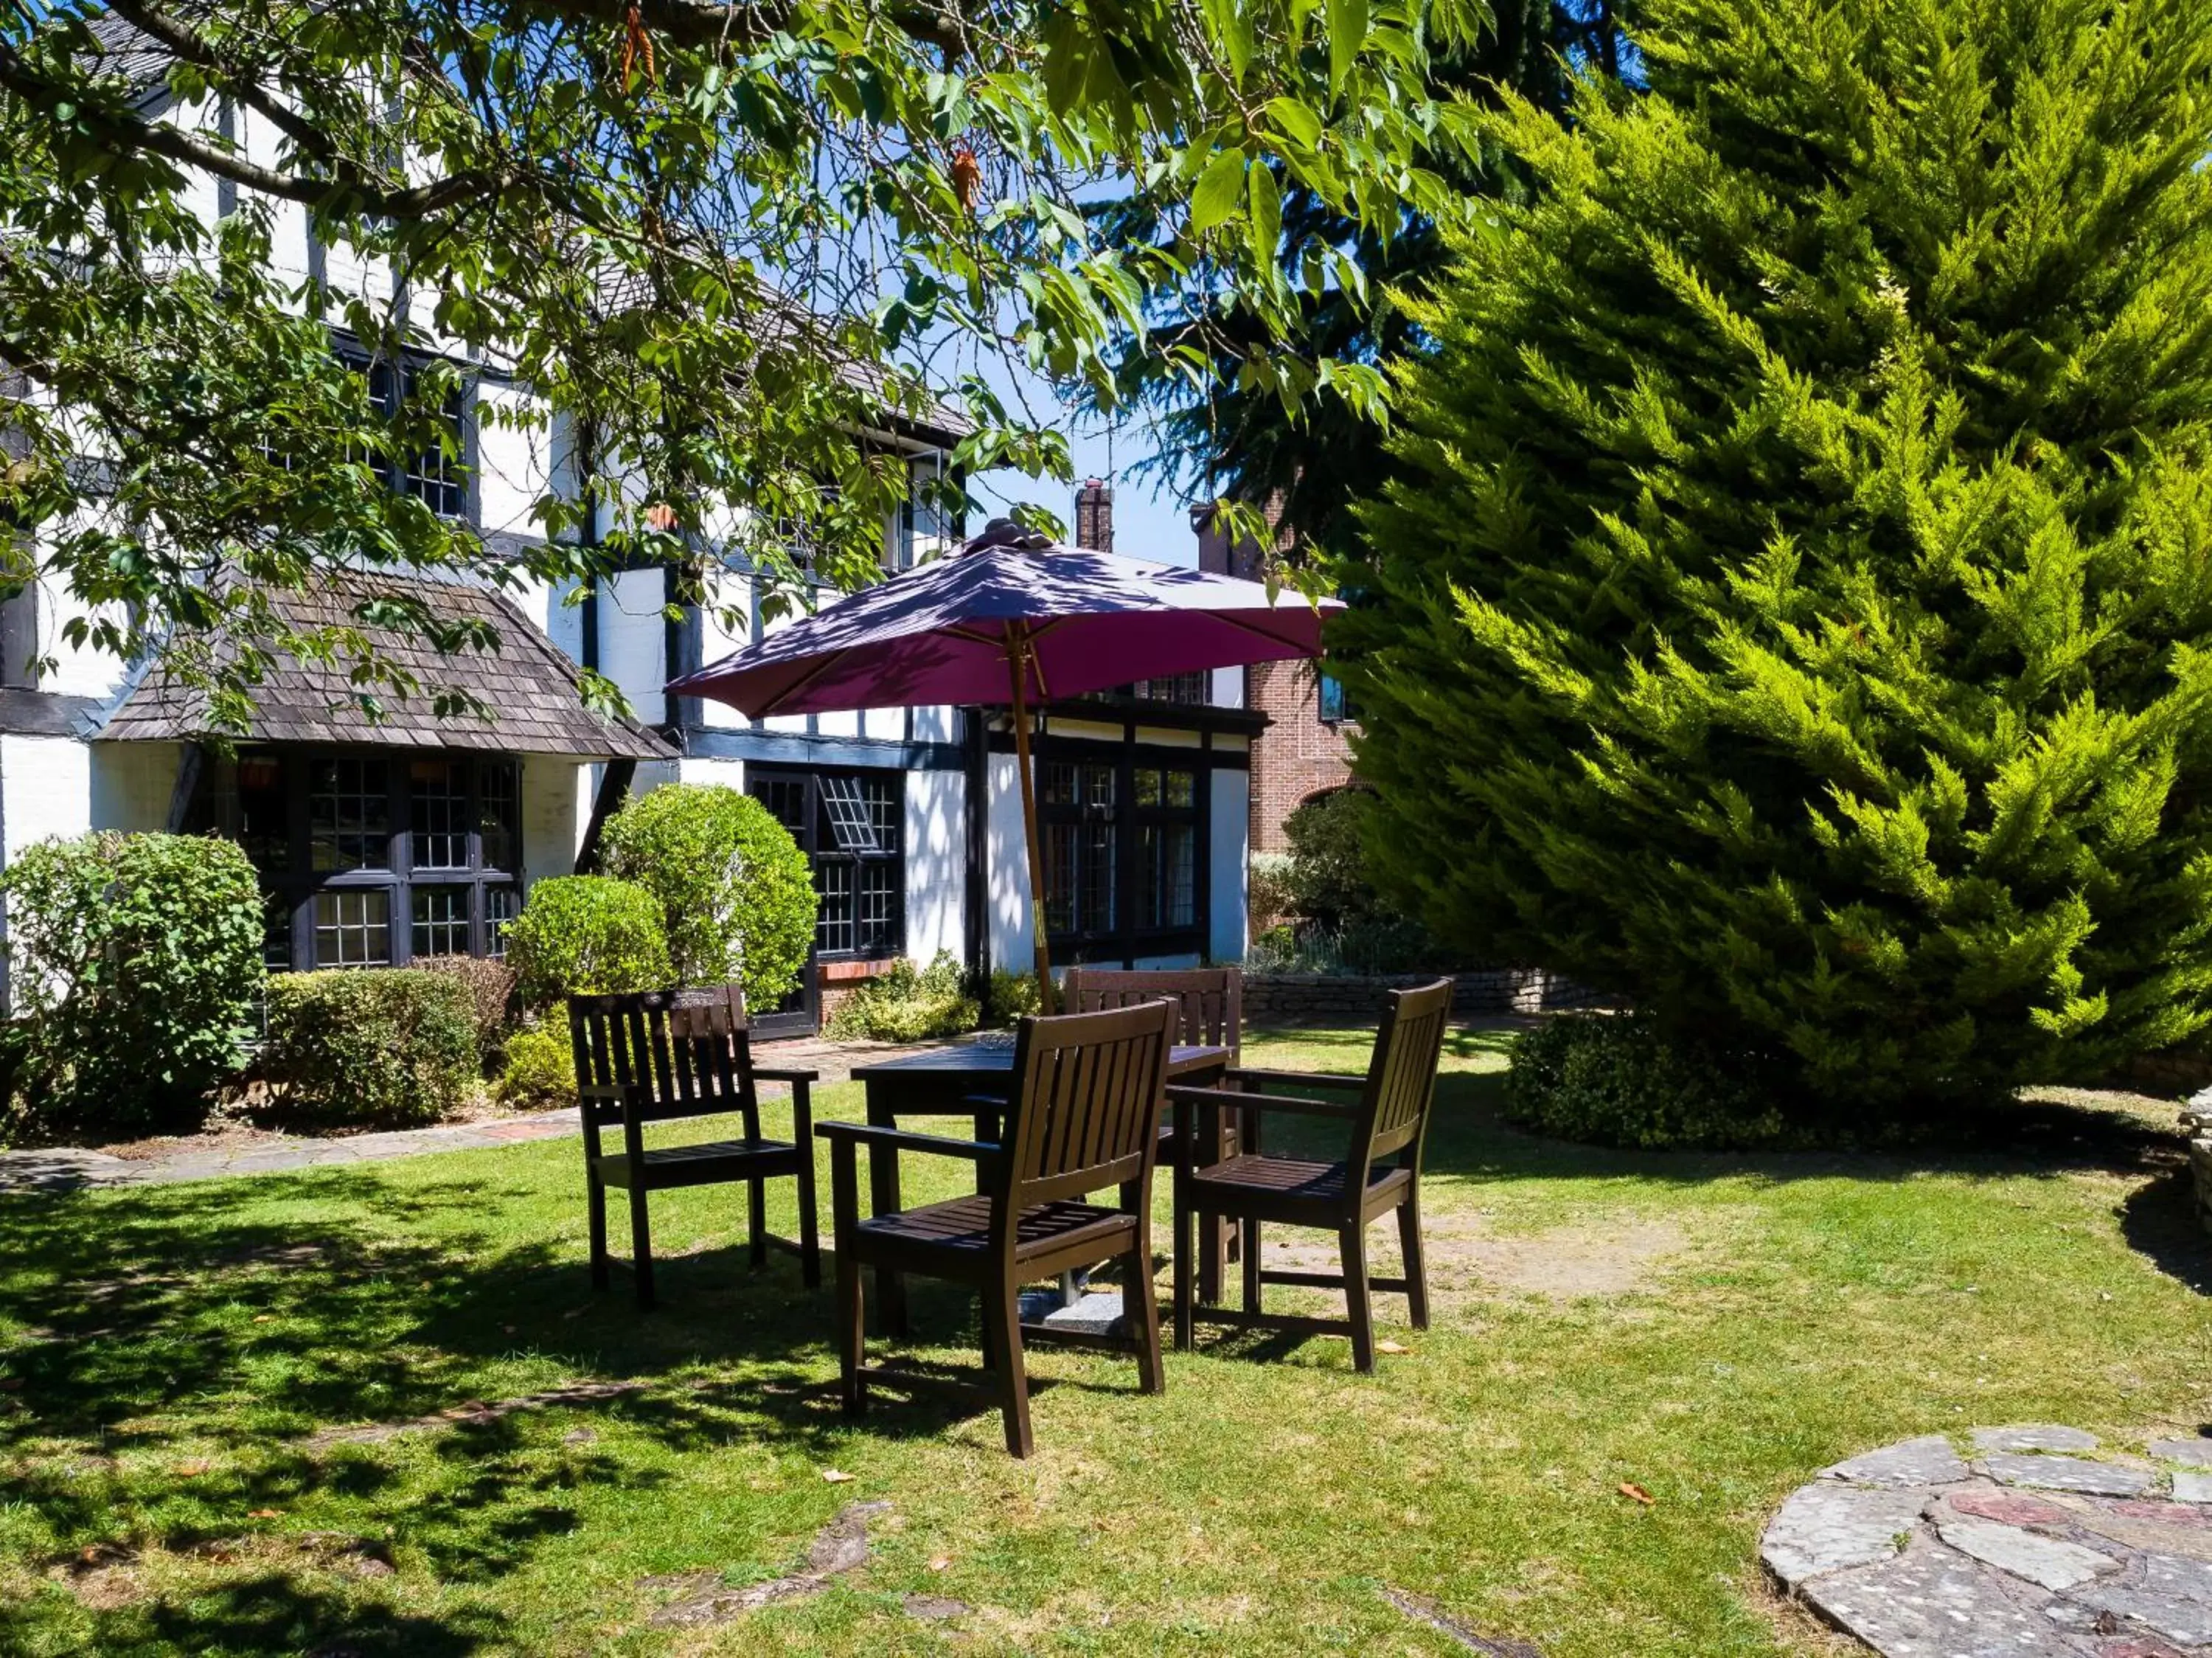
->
[495,1024,577,1109]
[0,830,265,1140]
[599,783,815,1010]
[1503,1014,1788,1151]
[503,875,673,1009]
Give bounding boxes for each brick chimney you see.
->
[1074,478,1113,552]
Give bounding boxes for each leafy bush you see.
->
[503,876,672,1009]
[260,970,478,1129]
[1503,1015,1788,1151]
[495,1023,577,1109]
[1281,789,1387,933]
[984,968,1041,1027]
[599,784,815,1009]
[0,831,264,1140]
[412,954,518,1065]
[1248,851,1295,934]
[1342,0,2212,1113]
[826,951,978,1041]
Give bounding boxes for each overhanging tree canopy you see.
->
[0,0,1483,723]
[1338,0,2212,1110]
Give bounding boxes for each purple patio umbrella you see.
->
[667,519,1341,1010]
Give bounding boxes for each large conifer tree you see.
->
[1338,0,2212,1110]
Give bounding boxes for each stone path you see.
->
[1764,1426,2212,1654]
[0,1034,942,1196]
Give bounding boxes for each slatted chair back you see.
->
[1061,966,1242,1056]
[568,986,762,1138]
[1352,978,1455,1166]
[998,999,1178,1210]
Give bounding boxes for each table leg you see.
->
[866,1088,910,1339]
[1197,1096,1226,1305]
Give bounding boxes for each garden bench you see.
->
[820,998,1178,1458]
[569,985,819,1310]
[1167,977,1452,1373]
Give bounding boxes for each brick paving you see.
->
[0,1034,942,1196]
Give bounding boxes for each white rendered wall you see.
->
[0,736,94,867]
[676,755,745,791]
[89,741,182,833]
[1209,767,1250,963]
[519,755,592,887]
[986,751,1034,972]
[905,766,964,965]
[597,567,668,723]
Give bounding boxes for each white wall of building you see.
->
[905,767,965,965]
[0,737,93,862]
[1210,766,1251,963]
[519,755,594,886]
[986,751,1034,974]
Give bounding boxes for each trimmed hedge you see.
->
[495,1024,577,1109]
[412,954,518,1065]
[0,831,264,1140]
[826,952,978,1041]
[503,875,672,1009]
[260,970,479,1129]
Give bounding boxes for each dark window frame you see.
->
[746,764,907,964]
[211,746,523,970]
[1038,738,1206,962]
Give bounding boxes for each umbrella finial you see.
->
[964,516,1054,555]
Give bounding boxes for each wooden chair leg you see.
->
[987,1282,1033,1457]
[748,1176,768,1269]
[836,1247,866,1415]
[629,1187,655,1311]
[1340,1220,1374,1373]
[1397,1190,1429,1330]
[1172,1181,1194,1352]
[587,1174,610,1291]
[796,1162,821,1290]
[1127,1242,1164,1395]
[1242,1218,1262,1314]
[978,1291,1000,1371]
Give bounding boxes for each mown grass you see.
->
[2,1026,2210,1655]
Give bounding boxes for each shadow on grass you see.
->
[0,1166,1032,1653]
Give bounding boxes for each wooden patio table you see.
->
[850,1039,1234,1332]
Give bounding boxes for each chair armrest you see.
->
[814,1120,1001,1162]
[1168,1084,1359,1120]
[961,1092,1009,1109]
[1225,1067,1367,1095]
[752,1067,820,1084]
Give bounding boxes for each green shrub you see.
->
[984,968,1041,1027]
[412,954,518,1066]
[0,831,264,1140]
[1248,851,1295,934]
[826,951,978,1041]
[260,970,479,1129]
[1342,0,2212,1113]
[1503,1015,1788,1151]
[503,876,672,1009]
[495,1023,577,1109]
[1281,789,1387,933]
[599,784,815,1009]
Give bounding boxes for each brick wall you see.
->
[1192,502,1357,856]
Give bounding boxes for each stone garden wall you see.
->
[1243,968,1599,1026]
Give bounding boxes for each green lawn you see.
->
[4,1028,2210,1656]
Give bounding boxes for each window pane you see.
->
[410,757,468,870]
[310,756,389,872]
[478,758,518,872]
[856,861,897,957]
[400,370,467,517]
[1164,769,1196,809]
[1041,761,1079,808]
[1043,822,1077,935]
[1079,822,1116,932]
[1084,763,1115,808]
[411,884,471,958]
[313,888,391,967]
[862,776,900,847]
[1133,768,1161,808]
[754,777,808,838]
[484,884,519,959]
[1139,823,1197,929]
[817,859,855,955]
[262,891,293,972]
[236,752,290,873]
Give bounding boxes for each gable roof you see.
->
[97,568,674,760]
[81,11,172,98]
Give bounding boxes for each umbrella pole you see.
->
[1007,631,1057,1016]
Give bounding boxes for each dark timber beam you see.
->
[574,757,637,875]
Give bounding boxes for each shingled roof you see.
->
[97,569,674,760]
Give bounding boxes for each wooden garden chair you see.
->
[818,997,1178,1458]
[1167,977,1453,1373]
[569,985,820,1310]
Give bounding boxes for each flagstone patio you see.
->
[1764,1427,2212,1655]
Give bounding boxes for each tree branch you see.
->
[97,0,334,164]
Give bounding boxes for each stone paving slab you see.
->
[2152,1443,2212,1471]
[1767,1429,2212,1657]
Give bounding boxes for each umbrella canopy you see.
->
[669,519,1342,1010]
[667,520,1337,718]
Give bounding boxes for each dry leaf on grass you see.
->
[821,1468,855,1484]
[251,1316,272,1324]
[1618,1482,1655,1505]
[1377,1339,1412,1356]
[248,1508,282,1519]
[928,1556,951,1572]
[175,1460,212,1477]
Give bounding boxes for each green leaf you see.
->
[1262,96,1324,150]
[1248,162,1282,268]
[1190,150,1247,235]
[1326,0,1368,92]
